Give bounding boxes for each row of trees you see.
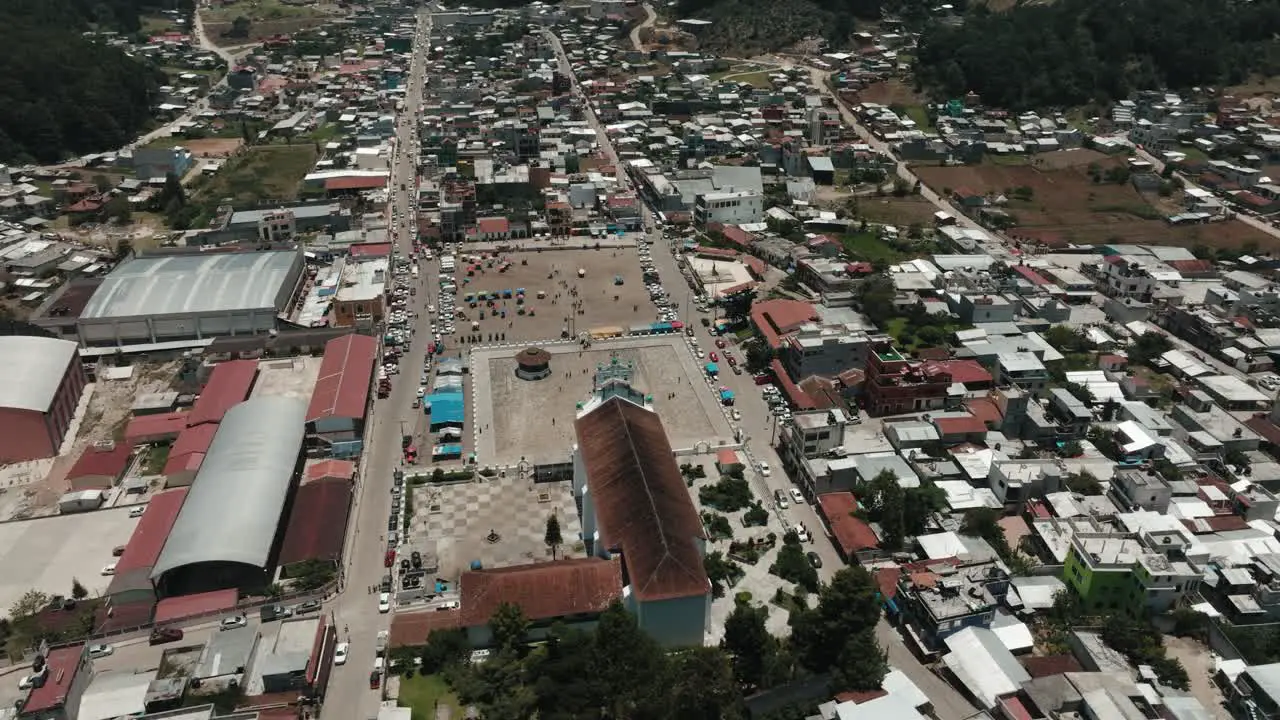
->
[413,567,890,719]
[915,0,1280,110]
[0,0,175,163]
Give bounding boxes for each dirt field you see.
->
[855,197,941,226]
[913,153,1280,251]
[179,138,243,158]
[848,79,927,107]
[1163,636,1230,719]
[473,338,733,466]
[445,248,660,345]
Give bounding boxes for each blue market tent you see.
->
[425,393,465,429]
[432,443,463,459]
[705,363,719,374]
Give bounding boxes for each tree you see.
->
[290,559,336,591]
[10,590,49,619]
[770,540,819,593]
[1128,332,1172,367]
[490,602,529,650]
[105,194,132,222]
[544,513,563,560]
[705,552,738,599]
[70,578,88,600]
[91,174,112,192]
[832,629,887,693]
[1064,471,1102,495]
[419,627,470,674]
[668,647,745,719]
[962,508,1011,557]
[228,15,251,38]
[528,625,602,719]
[789,567,882,673]
[593,601,666,718]
[722,599,778,691]
[1058,440,1083,458]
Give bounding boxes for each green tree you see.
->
[667,647,745,719]
[105,194,132,222]
[594,601,665,718]
[228,15,251,38]
[70,578,87,600]
[705,551,738,599]
[771,540,819,593]
[790,567,882,673]
[490,602,529,651]
[290,559,335,590]
[91,174,112,192]
[1064,470,1102,495]
[832,629,887,692]
[544,513,563,560]
[721,598,778,691]
[1128,332,1172,367]
[10,590,49,619]
[962,508,1011,557]
[419,627,470,674]
[528,625,602,719]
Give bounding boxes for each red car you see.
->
[715,339,727,349]
[753,373,773,385]
[709,352,718,362]
[384,549,396,568]
[727,355,738,366]
[369,671,381,689]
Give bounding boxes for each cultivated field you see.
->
[855,196,941,226]
[847,79,927,107]
[145,137,243,158]
[913,152,1279,251]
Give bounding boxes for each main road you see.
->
[320,11,431,720]
[546,27,978,719]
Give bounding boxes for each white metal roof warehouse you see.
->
[151,396,307,596]
[77,249,305,347]
[0,336,79,412]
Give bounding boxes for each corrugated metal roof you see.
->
[187,360,259,427]
[277,477,352,566]
[574,397,709,602]
[0,335,78,413]
[306,334,376,423]
[82,250,300,320]
[151,397,306,579]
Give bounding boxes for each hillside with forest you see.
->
[914,0,1280,110]
[673,0,883,54]
[0,0,180,164]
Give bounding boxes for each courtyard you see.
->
[470,336,736,467]
[404,474,582,579]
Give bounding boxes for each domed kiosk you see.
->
[514,347,552,380]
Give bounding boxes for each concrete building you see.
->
[0,336,87,463]
[330,258,387,329]
[896,560,1009,649]
[694,189,763,226]
[150,397,306,598]
[78,250,305,347]
[572,373,710,647]
[1062,531,1197,615]
[865,342,952,416]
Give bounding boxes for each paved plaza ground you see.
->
[470,336,736,466]
[405,475,582,578]
[448,247,665,346]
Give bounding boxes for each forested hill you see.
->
[672,0,883,54]
[0,0,181,164]
[914,0,1280,110]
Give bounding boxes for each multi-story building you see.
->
[1096,255,1181,301]
[865,342,952,416]
[1062,531,1197,615]
[258,210,296,244]
[694,189,762,226]
[330,258,387,329]
[957,294,1017,324]
[994,352,1048,393]
[1109,468,1173,513]
[779,326,876,382]
[1045,388,1091,438]
[895,560,1009,649]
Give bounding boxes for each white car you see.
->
[101,563,117,576]
[793,524,811,543]
[731,409,742,421]
[789,488,805,505]
[128,506,146,518]
[87,644,114,659]
[219,615,247,631]
[758,462,771,477]
[436,600,459,611]
[378,593,391,613]
[416,386,427,398]
[333,642,349,666]
[18,675,36,690]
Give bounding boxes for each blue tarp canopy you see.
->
[651,322,673,332]
[432,443,463,458]
[720,389,734,400]
[705,363,719,374]
[425,393,465,426]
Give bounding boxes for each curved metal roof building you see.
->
[151,396,307,595]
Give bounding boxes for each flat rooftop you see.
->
[81,251,300,319]
[335,258,387,303]
[250,355,323,403]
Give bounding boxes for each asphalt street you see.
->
[319,11,431,720]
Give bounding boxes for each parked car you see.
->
[378,593,391,613]
[789,488,805,505]
[149,627,183,646]
[219,615,247,631]
[369,670,381,689]
[100,563,117,576]
[128,506,146,518]
[774,490,790,509]
[807,552,823,569]
[334,643,349,666]
[436,600,460,611]
[87,644,114,659]
[294,600,321,615]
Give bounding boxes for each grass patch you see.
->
[195,144,316,206]
[904,106,932,131]
[840,230,908,264]
[399,674,463,720]
[142,444,171,475]
[722,70,774,89]
[308,123,347,143]
[140,14,179,34]
[986,154,1033,166]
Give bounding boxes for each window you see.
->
[818,431,830,440]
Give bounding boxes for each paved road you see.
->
[320,12,431,720]
[628,2,656,51]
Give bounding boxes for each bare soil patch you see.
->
[849,79,927,107]
[913,156,1280,251]
[179,138,243,158]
